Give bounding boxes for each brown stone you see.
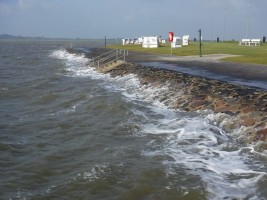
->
[254,128,267,142]
[241,105,255,114]
[257,128,267,135]
[254,121,267,129]
[241,118,256,127]
[190,95,207,101]
[214,99,226,107]
[214,106,230,113]
[189,100,209,109]
[228,104,240,113]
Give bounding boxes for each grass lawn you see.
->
[108,41,267,65]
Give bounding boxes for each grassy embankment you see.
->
[108,41,267,65]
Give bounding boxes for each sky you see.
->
[0,0,266,40]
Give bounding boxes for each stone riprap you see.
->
[104,62,267,147]
[71,47,267,148]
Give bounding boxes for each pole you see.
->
[210,16,213,42]
[105,36,107,48]
[246,1,251,39]
[198,29,202,57]
[223,8,226,42]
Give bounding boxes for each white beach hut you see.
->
[183,35,190,46]
[122,38,131,45]
[142,36,159,48]
[138,37,143,44]
[171,37,182,48]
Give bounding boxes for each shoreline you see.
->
[107,63,267,146]
[82,48,267,147]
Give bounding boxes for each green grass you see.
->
[108,41,267,65]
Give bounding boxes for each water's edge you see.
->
[77,47,267,149]
[2,41,266,200]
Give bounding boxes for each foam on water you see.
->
[81,164,109,181]
[52,49,267,199]
[50,49,109,79]
[140,110,266,199]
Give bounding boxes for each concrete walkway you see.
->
[125,51,267,90]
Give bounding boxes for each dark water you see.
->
[0,40,266,200]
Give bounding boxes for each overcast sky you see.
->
[0,0,266,40]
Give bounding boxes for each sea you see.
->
[0,39,266,200]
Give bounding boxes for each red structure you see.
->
[168,32,174,42]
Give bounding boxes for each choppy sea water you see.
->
[0,40,266,200]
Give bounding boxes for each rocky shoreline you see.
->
[69,48,267,148]
[101,62,267,148]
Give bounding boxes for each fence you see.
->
[89,49,128,68]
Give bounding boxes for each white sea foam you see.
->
[82,164,108,181]
[52,48,266,199]
[0,87,8,91]
[141,110,266,199]
[120,86,266,199]
[51,49,178,109]
[50,49,108,79]
[79,162,124,182]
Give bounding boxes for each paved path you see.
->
[125,51,267,90]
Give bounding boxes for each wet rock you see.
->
[223,111,235,116]
[242,118,256,127]
[214,106,231,113]
[255,120,267,128]
[88,52,267,147]
[240,105,255,114]
[189,100,209,110]
[255,128,267,142]
[214,99,227,108]
[190,95,207,101]
[250,111,264,119]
